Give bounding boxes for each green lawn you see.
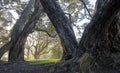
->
[29,59,60,65]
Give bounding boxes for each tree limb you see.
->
[35,28,57,38]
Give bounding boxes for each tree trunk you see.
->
[79,0,120,72]
[40,0,82,60]
[8,0,42,62]
[0,0,34,59]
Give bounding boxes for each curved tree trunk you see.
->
[79,0,120,73]
[8,0,42,62]
[0,0,35,59]
[40,0,82,61]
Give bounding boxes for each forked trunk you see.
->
[0,0,35,60]
[8,0,42,62]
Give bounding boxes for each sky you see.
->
[20,0,29,3]
[74,0,97,38]
[90,0,96,4]
[89,0,96,6]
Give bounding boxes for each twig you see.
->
[80,0,92,18]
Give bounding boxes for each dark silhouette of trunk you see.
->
[8,0,42,62]
[40,0,82,61]
[79,0,120,73]
[0,0,35,59]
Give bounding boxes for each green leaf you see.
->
[4,0,9,4]
[46,22,55,34]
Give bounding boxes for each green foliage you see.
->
[65,0,91,24]
[64,0,79,3]
[25,14,32,23]
[67,3,76,13]
[4,0,9,4]
[0,12,2,16]
[50,48,63,59]
[46,23,55,34]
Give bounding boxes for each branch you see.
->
[80,0,92,18]
[35,28,57,38]
[65,12,81,33]
[38,43,59,56]
[29,48,35,56]
[65,12,72,23]
[37,41,49,53]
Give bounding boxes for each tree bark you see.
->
[40,0,81,60]
[79,0,120,72]
[0,0,35,59]
[8,0,42,62]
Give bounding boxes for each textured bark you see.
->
[40,0,81,60]
[79,0,120,72]
[0,0,34,59]
[8,0,42,61]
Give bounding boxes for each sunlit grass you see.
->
[28,59,60,65]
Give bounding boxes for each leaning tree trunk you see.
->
[8,0,42,62]
[0,0,34,59]
[40,0,82,61]
[79,0,120,73]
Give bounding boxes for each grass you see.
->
[29,59,60,65]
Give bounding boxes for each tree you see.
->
[25,32,51,59]
[40,0,80,61]
[40,0,120,73]
[0,0,35,59]
[50,43,63,59]
[79,0,120,72]
[8,0,42,61]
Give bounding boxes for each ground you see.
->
[0,59,80,73]
[0,59,120,73]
